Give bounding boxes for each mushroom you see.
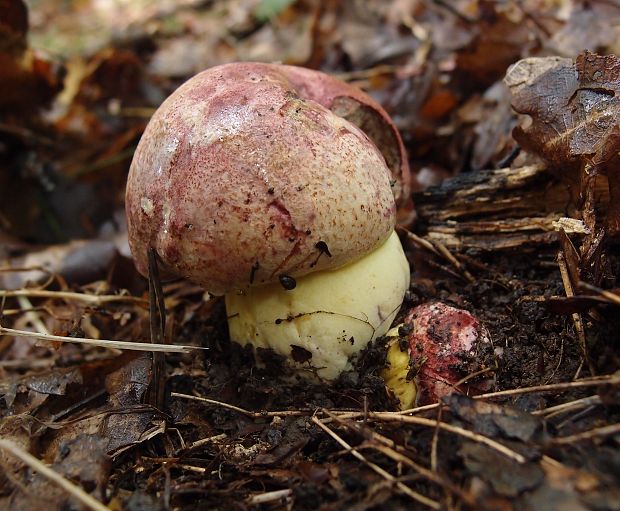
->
[382,302,498,408]
[126,62,411,379]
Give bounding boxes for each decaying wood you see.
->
[412,164,609,251]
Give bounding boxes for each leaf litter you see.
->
[1,0,620,509]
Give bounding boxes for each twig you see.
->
[187,433,228,450]
[368,413,526,463]
[557,249,595,375]
[400,229,440,256]
[452,365,497,389]
[147,247,167,410]
[0,289,147,305]
[170,392,312,418]
[531,395,601,418]
[401,228,474,282]
[578,282,620,306]
[177,464,207,474]
[247,489,293,505]
[430,405,442,472]
[0,439,109,511]
[311,416,440,509]
[408,375,619,412]
[432,239,475,283]
[332,375,620,420]
[325,411,478,507]
[0,325,203,353]
[16,296,49,335]
[551,423,620,445]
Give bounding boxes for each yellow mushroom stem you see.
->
[382,334,418,409]
[226,231,410,380]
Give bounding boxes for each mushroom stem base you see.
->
[225,231,410,380]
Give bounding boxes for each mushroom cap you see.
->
[126,62,397,295]
[277,65,411,207]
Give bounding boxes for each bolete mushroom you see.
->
[382,302,498,408]
[126,62,411,379]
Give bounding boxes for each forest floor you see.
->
[1,1,619,510]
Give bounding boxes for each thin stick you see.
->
[16,296,50,335]
[0,326,202,353]
[177,464,207,474]
[325,411,477,506]
[170,392,311,418]
[247,489,293,505]
[472,375,620,399]
[330,375,620,422]
[0,289,147,305]
[187,433,228,450]
[551,423,620,445]
[0,439,109,511]
[432,239,475,283]
[531,395,601,417]
[430,405,442,472]
[369,413,526,463]
[147,247,167,410]
[401,229,474,282]
[557,250,595,376]
[578,281,620,306]
[311,416,440,509]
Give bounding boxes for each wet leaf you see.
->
[30,368,80,393]
[51,434,110,496]
[445,394,547,443]
[460,442,544,497]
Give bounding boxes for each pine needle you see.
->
[0,325,204,353]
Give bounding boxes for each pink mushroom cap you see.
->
[126,62,409,295]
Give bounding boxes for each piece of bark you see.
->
[412,164,600,251]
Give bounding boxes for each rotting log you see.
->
[412,164,603,251]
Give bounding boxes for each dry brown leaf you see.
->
[506,51,620,235]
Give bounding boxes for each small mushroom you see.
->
[126,62,411,379]
[383,302,498,408]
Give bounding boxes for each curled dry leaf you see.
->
[505,50,620,236]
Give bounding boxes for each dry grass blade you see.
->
[0,289,148,305]
[311,416,440,509]
[0,439,110,511]
[0,325,203,353]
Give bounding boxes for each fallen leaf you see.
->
[506,51,620,236]
[445,394,547,444]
